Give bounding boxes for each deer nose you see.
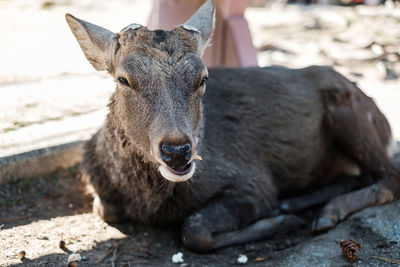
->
[160,143,192,169]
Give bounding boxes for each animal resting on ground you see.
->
[66,0,399,252]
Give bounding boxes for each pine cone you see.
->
[340,239,362,262]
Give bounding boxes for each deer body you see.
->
[67,0,399,252]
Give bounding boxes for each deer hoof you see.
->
[181,214,215,253]
[279,202,291,213]
[312,216,337,233]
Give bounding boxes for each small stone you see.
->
[255,257,265,262]
[17,251,26,260]
[59,240,66,249]
[139,247,148,253]
[37,234,49,240]
[172,252,184,263]
[387,53,399,62]
[371,44,384,55]
[237,254,248,264]
[68,252,82,263]
[68,262,78,267]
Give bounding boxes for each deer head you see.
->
[66,0,215,182]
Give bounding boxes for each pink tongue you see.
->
[175,165,187,172]
[175,163,190,172]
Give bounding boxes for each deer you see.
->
[66,0,399,253]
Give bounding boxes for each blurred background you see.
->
[0,0,399,157]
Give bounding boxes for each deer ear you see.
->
[66,14,117,71]
[181,0,215,55]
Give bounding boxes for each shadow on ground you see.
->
[0,166,92,230]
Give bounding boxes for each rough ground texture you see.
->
[0,149,400,267]
[1,0,400,266]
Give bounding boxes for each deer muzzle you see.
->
[151,134,201,182]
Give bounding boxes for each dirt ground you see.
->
[1,166,400,267]
[0,168,310,267]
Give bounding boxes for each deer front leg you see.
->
[181,196,305,252]
[93,194,126,223]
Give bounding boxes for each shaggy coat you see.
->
[67,0,399,252]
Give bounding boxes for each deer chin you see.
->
[159,162,196,182]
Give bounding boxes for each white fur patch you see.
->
[335,155,361,177]
[342,162,361,177]
[181,24,200,33]
[120,23,142,33]
[159,162,196,182]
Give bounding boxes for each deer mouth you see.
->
[169,162,193,175]
[159,162,196,182]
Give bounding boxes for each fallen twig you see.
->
[126,260,147,266]
[97,241,120,263]
[97,243,118,263]
[209,254,223,264]
[372,256,400,264]
[111,246,118,267]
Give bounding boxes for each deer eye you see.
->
[117,77,131,87]
[199,76,208,87]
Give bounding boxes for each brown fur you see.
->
[66,1,400,252]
